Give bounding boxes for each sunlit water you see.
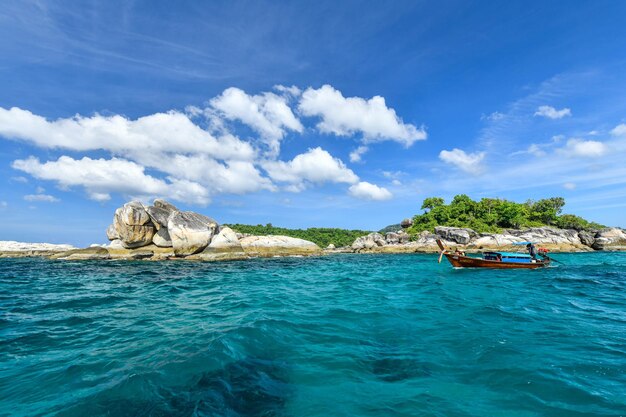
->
[1,253,625,416]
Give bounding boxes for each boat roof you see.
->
[484,251,531,258]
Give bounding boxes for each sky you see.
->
[1,0,626,246]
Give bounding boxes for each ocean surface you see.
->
[1,253,625,417]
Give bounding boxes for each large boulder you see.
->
[113,201,155,249]
[239,235,320,257]
[106,223,119,241]
[592,228,626,250]
[154,199,179,212]
[167,211,219,256]
[202,227,243,253]
[434,227,475,245]
[385,231,410,244]
[578,230,595,247]
[152,227,173,247]
[146,206,173,230]
[351,232,386,251]
[400,218,414,229]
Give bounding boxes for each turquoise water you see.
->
[1,253,625,417]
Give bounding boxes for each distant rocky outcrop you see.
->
[53,199,321,261]
[350,225,626,253]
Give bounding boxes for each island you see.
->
[1,195,625,260]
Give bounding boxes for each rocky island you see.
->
[1,195,625,261]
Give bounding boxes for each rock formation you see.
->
[350,225,626,253]
[111,201,155,248]
[167,211,219,256]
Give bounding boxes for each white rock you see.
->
[0,241,76,252]
[204,227,242,253]
[152,227,173,248]
[167,211,219,256]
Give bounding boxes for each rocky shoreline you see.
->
[347,225,626,253]
[1,200,625,261]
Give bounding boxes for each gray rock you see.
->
[385,231,410,244]
[400,218,414,229]
[167,211,219,256]
[435,226,475,245]
[351,232,386,251]
[152,227,173,248]
[578,230,595,247]
[202,227,243,253]
[592,228,626,250]
[153,199,179,212]
[106,223,119,241]
[113,202,155,248]
[146,206,173,230]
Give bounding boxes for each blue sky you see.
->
[1,0,626,245]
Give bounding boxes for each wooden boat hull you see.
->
[443,253,549,269]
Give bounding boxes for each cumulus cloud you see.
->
[439,148,486,174]
[23,194,60,202]
[298,85,426,146]
[349,145,369,162]
[263,147,358,188]
[209,87,303,155]
[12,156,210,204]
[534,105,572,119]
[0,107,255,163]
[563,138,607,157]
[0,84,425,205]
[348,181,393,201]
[611,123,626,137]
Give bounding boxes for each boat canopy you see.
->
[498,252,531,258]
[512,241,535,245]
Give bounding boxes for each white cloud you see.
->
[534,105,571,119]
[12,156,210,205]
[349,145,369,162]
[348,181,393,201]
[23,194,59,202]
[563,138,607,157]
[527,144,546,157]
[35,186,45,194]
[481,111,505,121]
[10,176,28,183]
[611,123,626,137]
[0,107,256,164]
[263,147,358,188]
[563,182,576,190]
[0,201,7,208]
[209,87,303,155]
[298,85,426,146]
[439,148,486,174]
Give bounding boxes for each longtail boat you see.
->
[436,239,551,269]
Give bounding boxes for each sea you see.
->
[1,253,625,417]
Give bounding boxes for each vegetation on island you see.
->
[406,195,604,235]
[225,224,372,248]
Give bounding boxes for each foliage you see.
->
[225,223,372,248]
[379,223,402,234]
[407,195,603,235]
[554,214,605,231]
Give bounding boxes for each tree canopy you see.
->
[407,195,603,235]
[226,224,372,248]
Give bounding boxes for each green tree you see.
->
[421,197,445,212]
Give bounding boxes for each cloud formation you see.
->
[563,138,607,157]
[534,105,571,119]
[263,147,359,188]
[23,194,60,202]
[298,85,426,146]
[439,148,486,174]
[0,84,417,204]
[348,181,393,201]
